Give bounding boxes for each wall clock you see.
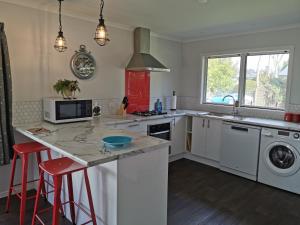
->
[70,45,96,79]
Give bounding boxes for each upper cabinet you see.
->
[191,117,222,162]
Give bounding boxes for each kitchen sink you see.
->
[196,112,246,120]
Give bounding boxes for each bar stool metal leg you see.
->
[5,152,17,213]
[36,152,47,198]
[67,174,76,224]
[84,169,97,225]
[52,176,63,225]
[31,172,43,225]
[20,154,29,225]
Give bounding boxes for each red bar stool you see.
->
[32,157,97,225]
[5,142,52,225]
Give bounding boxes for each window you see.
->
[245,53,289,109]
[205,56,241,104]
[202,49,291,110]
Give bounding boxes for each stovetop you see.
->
[131,110,168,117]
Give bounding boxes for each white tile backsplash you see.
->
[13,100,43,125]
[13,96,300,124]
[177,96,288,120]
[14,95,292,124]
[12,96,173,124]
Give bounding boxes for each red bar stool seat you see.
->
[5,142,52,225]
[14,142,50,154]
[32,157,97,225]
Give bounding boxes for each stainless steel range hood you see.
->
[126,27,170,72]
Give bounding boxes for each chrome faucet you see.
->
[223,95,239,116]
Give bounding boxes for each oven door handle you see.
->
[149,130,170,135]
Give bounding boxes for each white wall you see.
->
[0,1,182,197]
[181,27,300,112]
[0,2,182,102]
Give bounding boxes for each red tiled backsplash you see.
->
[125,71,150,113]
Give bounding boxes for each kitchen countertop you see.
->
[102,110,186,125]
[15,119,169,167]
[221,116,300,131]
[102,110,300,131]
[14,109,300,167]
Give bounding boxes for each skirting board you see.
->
[169,153,185,163]
[184,153,220,169]
[169,152,220,169]
[220,166,257,181]
[170,153,257,181]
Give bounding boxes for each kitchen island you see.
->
[15,118,170,225]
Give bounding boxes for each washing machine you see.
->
[258,127,300,194]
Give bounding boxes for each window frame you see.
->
[201,46,294,111]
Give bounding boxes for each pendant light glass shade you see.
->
[54,31,67,52]
[54,0,67,52]
[94,0,110,46]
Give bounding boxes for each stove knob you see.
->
[293,133,300,139]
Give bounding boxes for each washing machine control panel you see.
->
[293,133,300,139]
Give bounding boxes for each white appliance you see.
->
[220,122,261,181]
[43,98,93,123]
[171,91,177,111]
[258,128,300,194]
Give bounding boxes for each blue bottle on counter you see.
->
[154,99,163,113]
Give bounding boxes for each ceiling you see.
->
[2,0,300,41]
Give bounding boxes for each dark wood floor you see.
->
[168,159,300,225]
[2,159,300,225]
[0,191,72,225]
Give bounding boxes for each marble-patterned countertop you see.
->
[101,110,300,131]
[15,119,169,167]
[102,110,186,125]
[14,109,300,167]
[221,116,300,131]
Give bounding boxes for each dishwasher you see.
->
[220,122,261,181]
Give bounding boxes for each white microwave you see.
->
[43,98,93,123]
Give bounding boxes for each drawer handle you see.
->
[231,126,248,132]
[128,124,139,127]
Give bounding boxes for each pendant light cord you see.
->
[58,0,62,32]
[99,0,104,19]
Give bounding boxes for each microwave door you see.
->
[56,100,92,121]
[56,101,78,120]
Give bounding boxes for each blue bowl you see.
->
[102,136,133,148]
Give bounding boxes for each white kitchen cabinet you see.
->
[205,118,222,161]
[170,116,186,156]
[105,121,148,135]
[191,117,222,161]
[191,117,206,157]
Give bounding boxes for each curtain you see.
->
[0,23,14,165]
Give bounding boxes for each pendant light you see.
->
[94,0,110,46]
[54,0,67,52]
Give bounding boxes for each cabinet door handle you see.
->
[202,119,205,128]
[207,120,210,128]
[231,126,248,132]
[128,124,139,127]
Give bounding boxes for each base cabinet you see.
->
[170,117,186,156]
[106,117,186,157]
[105,121,148,135]
[191,117,206,157]
[191,117,222,161]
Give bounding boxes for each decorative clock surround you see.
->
[70,45,96,80]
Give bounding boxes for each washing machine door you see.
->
[265,142,300,176]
